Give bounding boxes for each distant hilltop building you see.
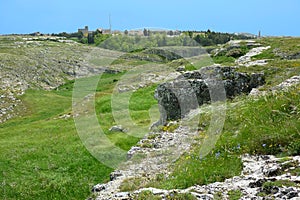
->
[78,26,181,37]
[96,28,111,34]
[78,26,116,36]
[128,30,144,36]
[127,29,181,36]
[29,32,42,36]
[78,26,89,37]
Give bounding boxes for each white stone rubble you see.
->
[236,46,271,66]
[93,126,300,199]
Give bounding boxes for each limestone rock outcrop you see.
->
[154,66,265,121]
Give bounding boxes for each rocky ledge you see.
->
[92,125,198,199]
[92,124,300,200]
[249,75,300,97]
[154,66,265,122]
[235,46,271,66]
[92,74,300,200]
[132,155,300,200]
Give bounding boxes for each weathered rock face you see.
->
[154,66,265,121]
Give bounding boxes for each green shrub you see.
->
[161,123,179,132]
[119,177,146,192]
[228,190,242,200]
[212,56,235,64]
[166,192,196,200]
[134,190,161,200]
[225,48,244,58]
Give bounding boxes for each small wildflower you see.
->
[262,144,266,147]
[215,151,221,158]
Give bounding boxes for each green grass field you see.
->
[0,72,158,199]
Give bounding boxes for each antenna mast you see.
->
[109,13,112,33]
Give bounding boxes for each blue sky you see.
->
[0,0,299,36]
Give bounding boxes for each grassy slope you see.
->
[0,73,157,199]
[147,86,300,189]
[1,83,106,199]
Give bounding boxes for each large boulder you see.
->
[154,66,265,122]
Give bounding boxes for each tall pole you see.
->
[109,13,112,34]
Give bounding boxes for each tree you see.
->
[143,28,149,36]
[94,33,111,46]
[88,32,94,44]
[78,31,83,40]
[194,34,202,44]
[169,30,174,36]
[80,37,88,44]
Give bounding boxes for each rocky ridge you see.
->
[154,66,265,122]
[93,73,300,199]
[93,125,198,199]
[131,155,300,200]
[93,125,300,200]
[235,46,271,67]
[249,75,300,97]
[212,40,272,67]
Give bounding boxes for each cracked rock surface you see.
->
[93,127,300,199]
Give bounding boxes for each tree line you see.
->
[50,29,255,50]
